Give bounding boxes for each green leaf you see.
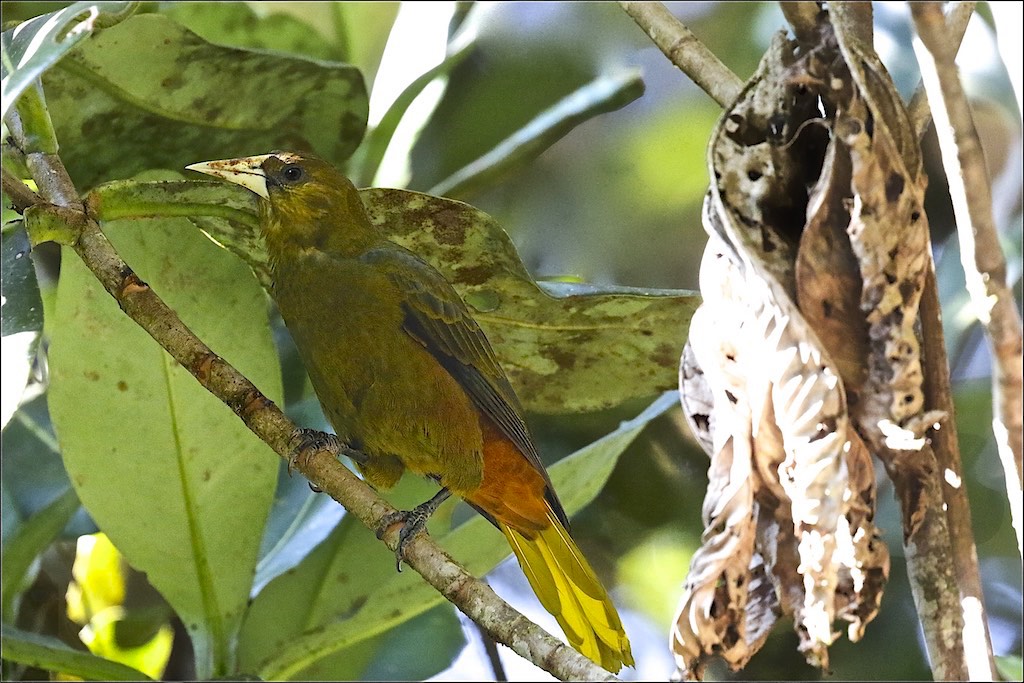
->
[353,35,475,187]
[243,392,677,680]
[0,625,152,681]
[0,394,92,539]
[428,70,646,199]
[39,13,368,188]
[0,1,137,118]
[87,179,259,227]
[47,199,282,677]
[237,477,438,680]
[357,603,465,680]
[1,223,43,428]
[162,3,346,62]
[364,190,697,413]
[66,534,175,679]
[331,3,401,87]
[1,223,44,340]
[996,654,1023,682]
[1,482,22,547]
[85,177,266,284]
[0,488,79,622]
[252,466,345,598]
[75,607,173,681]
[86,180,698,414]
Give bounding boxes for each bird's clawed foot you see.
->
[376,488,452,571]
[287,429,367,480]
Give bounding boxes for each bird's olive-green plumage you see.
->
[232,152,538,497]
[186,151,632,672]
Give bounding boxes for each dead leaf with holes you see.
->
[672,13,902,678]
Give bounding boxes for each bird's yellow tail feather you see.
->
[500,507,633,673]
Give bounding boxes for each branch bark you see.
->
[908,1,977,139]
[2,105,617,683]
[919,268,998,681]
[911,1,1023,565]
[619,1,743,108]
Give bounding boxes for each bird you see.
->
[186,151,633,672]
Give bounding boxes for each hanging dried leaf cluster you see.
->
[673,11,943,679]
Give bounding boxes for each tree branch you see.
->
[905,3,1000,680]
[2,108,616,683]
[911,1,1023,565]
[2,167,43,212]
[908,1,977,139]
[619,1,743,108]
[6,85,79,207]
[919,268,998,681]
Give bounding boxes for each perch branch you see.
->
[619,1,743,107]
[2,106,615,683]
[911,1,1023,565]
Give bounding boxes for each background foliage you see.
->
[1,2,1021,681]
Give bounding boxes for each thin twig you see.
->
[1,108,617,683]
[908,1,977,139]
[2,167,43,212]
[911,1,1024,564]
[619,1,743,108]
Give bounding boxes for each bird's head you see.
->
[187,151,373,255]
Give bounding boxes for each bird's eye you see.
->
[281,165,304,183]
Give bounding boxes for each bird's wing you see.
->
[358,245,546,473]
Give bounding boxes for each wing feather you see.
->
[359,246,565,524]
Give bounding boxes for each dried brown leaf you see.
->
[679,341,715,457]
[669,433,757,680]
[796,138,869,396]
[674,19,899,677]
[833,428,889,641]
[671,242,759,678]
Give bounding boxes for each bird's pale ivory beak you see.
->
[186,154,275,199]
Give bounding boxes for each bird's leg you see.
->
[377,488,452,571]
[287,428,368,491]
